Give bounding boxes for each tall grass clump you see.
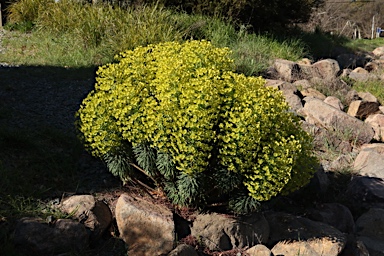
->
[6,0,51,26]
[35,1,185,55]
[5,0,187,65]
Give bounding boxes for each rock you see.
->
[13,217,89,256]
[336,53,368,69]
[273,59,302,82]
[246,244,272,256]
[265,80,303,112]
[266,211,346,256]
[353,143,384,178]
[303,97,374,145]
[307,168,331,197]
[324,96,344,111]
[293,79,312,90]
[365,114,384,141]
[346,176,384,208]
[365,61,379,72]
[373,46,384,57]
[348,100,380,120]
[356,208,384,256]
[349,69,379,82]
[358,91,379,103]
[328,154,353,171]
[340,68,352,78]
[190,212,269,251]
[305,203,355,234]
[271,238,343,256]
[297,58,312,65]
[168,244,198,256]
[301,88,326,100]
[345,89,361,106]
[339,235,370,256]
[352,67,369,74]
[115,193,175,256]
[60,194,112,240]
[358,236,384,256]
[311,59,340,79]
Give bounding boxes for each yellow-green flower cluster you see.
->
[76,40,316,201]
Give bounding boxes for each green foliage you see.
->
[75,40,317,213]
[6,0,51,26]
[141,0,321,31]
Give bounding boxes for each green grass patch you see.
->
[2,0,308,72]
[344,37,384,53]
[353,79,384,104]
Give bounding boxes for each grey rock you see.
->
[306,203,355,234]
[60,194,112,240]
[356,208,384,256]
[354,143,384,178]
[346,176,384,207]
[246,244,272,256]
[13,217,89,256]
[191,212,269,251]
[168,244,198,256]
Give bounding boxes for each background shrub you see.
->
[76,40,317,213]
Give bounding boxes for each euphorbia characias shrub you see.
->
[76,40,317,213]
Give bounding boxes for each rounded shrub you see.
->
[76,40,317,213]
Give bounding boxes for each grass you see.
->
[344,37,384,53]
[2,1,307,73]
[353,79,384,104]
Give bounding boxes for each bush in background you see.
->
[76,40,317,213]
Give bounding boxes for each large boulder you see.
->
[346,176,384,209]
[311,59,340,79]
[115,194,175,256]
[302,97,374,145]
[356,208,384,256]
[190,212,269,251]
[13,217,89,255]
[266,211,347,256]
[273,59,302,82]
[59,194,112,240]
[353,143,384,179]
[305,203,355,234]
